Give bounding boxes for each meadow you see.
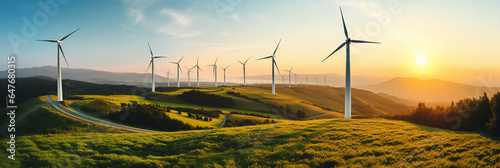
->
[1,119,499,167]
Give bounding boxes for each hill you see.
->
[1,119,498,167]
[2,76,409,117]
[360,77,500,105]
[0,66,236,87]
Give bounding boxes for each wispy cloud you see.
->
[156,8,209,38]
[160,9,191,26]
[121,0,156,24]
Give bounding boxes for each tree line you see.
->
[382,92,500,137]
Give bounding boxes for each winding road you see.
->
[45,95,157,133]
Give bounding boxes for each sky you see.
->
[1,0,500,86]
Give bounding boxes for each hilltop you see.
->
[1,119,498,167]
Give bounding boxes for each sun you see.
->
[416,52,427,67]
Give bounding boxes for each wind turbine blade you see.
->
[290,66,294,71]
[60,28,80,41]
[273,59,281,76]
[58,44,70,67]
[340,7,349,39]
[37,39,57,42]
[257,56,273,60]
[177,56,184,63]
[351,40,381,44]
[197,56,199,65]
[170,62,178,64]
[244,57,250,64]
[237,60,244,64]
[179,65,183,73]
[148,42,154,57]
[198,66,203,71]
[272,39,281,56]
[154,56,167,58]
[146,59,153,71]
[322,42,346,62]
[214,57,218,65]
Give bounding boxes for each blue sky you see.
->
[2,0,500,85]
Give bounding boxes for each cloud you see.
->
[160,9,191,26]
[121,0,156,24]
[156,8,210,38]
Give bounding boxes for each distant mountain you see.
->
[360,77,500,105]
[0,66,236,87]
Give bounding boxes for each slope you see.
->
[1,119,498,167]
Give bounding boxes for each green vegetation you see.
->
[71,99,121,116]
[0,96,129,139]
[108,102,203,131]
[177,90,234,108]
[1,119,499,167]
[382,92,500,137]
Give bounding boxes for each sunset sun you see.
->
[416,52,427,67]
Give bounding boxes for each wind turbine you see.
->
[186,65,194,87]
[257,39,282,95]
[281,75,285,84]
[193,56,203,87]
[285,66,294,88]
[145,43,167,92]
[322,7,380,119]
[166,67,172,87]
[170,56,184,87]
[221,65,230,86]
[207,57,218,87]
[38,28,79,101]
[237,57,250,86]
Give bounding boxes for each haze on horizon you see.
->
[1,0,500,86]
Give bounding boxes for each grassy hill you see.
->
[1,119,498,167]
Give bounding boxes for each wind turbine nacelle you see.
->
[57,41,63,44]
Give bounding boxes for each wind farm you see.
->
[3,1,500,167]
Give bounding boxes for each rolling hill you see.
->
[360,77,500,105]
[2,76,410,117]
[1,119,498,167]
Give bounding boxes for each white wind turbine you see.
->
[170,56,184,88]
[207,58,218,87]
[257,39,282,95]
[166,67,172,87]
[285,66,294,88]
[322,7,380,119]
[237,57,250,86]
[221,65,230,86]
[145,43,167,92]
[38,28,80,101]
[186,65,194,87]
[193,56,202,87]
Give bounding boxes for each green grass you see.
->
[1,96,130,139]
[1,119,499,167]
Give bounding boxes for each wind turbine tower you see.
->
[322,7,380,119]
[38,28,80,101]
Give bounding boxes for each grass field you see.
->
[1,118,498,167]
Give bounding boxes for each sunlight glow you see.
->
[416,52,427,67]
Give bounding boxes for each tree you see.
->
[489,92,500,136]
[296,110,306,119]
